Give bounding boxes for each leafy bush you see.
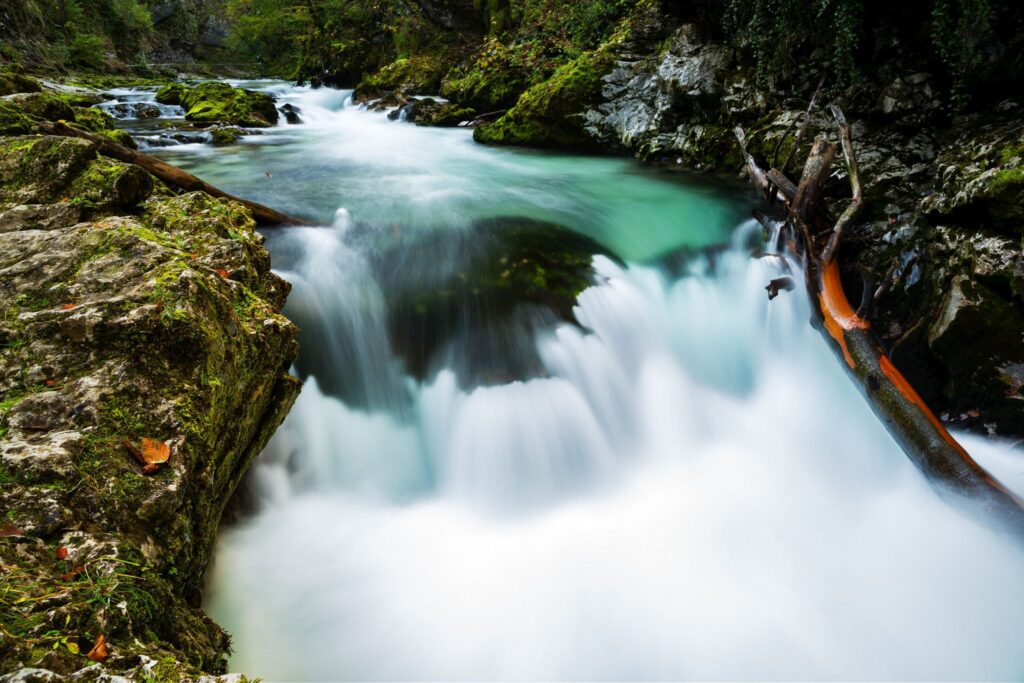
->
[69,33,107,69]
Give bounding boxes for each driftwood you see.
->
[735,108,1024,535]
[37,121,312,227]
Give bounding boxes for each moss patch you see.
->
[474,48,613,149]
[180,82,278,127]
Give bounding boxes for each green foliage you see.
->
[68,33,108,69]
[723,0,863,87]
[563,0,632,49]
[930,0,993,106]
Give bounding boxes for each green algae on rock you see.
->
[0,133,300,677]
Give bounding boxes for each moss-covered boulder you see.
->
[356,55,446,99]
[0,99,35,135]
[70,106,138,149]
[1,92,75,125]
[377,217,609,385]
[180,82,279,128]
[0,71,42,97]
[0,135,299,677]
[210,126,244,146]
[474,50,614,149]
[441,37,551,112]
[413,99,477,127]
[155,83,187,106]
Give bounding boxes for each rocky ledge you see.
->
[0,132,300,679]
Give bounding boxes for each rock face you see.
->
[0,134,300,676]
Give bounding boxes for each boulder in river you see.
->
[180,81,279,127]
[376,217,611,386]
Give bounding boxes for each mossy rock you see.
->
[0,70,42,97]
[210,127,244,146]
[0,99,34,135]
[473,49,614,150]
[376,217,610,385]
[357,55,446,98]
[413,100,477,127]
[180,82,278,127]
[155,83,186,105]
[441,37,551,112]
[70,107,139,150]
[0,136,148,216]
[922,123,1024,234]
[1,92,76,124]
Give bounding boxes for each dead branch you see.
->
[780,75,826,174]
[820,105,863,263]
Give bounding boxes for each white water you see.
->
[165,84,1024,681]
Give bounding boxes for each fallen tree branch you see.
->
[37,122,313,227]
[735,108,1024,536]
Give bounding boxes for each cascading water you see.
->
[135,83,1024,680]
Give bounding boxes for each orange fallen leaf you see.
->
[214,268,230,279]
[61,303,76,310]
[45,379,57,387]
[86,634,108,663]
[124,438,171,473]
[56,547,68,560]
[140,438,170,465]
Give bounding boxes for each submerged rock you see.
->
[0,134,300,676]
[376,217,609,386]
[209,126,244,146]
[280,102,302,124]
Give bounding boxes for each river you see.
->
[118,82,1024,680]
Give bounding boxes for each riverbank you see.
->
[0,74,299,679]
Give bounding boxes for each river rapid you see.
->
[122,81,1024,681]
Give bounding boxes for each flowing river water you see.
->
[119,82,1024,680]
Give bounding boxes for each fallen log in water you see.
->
[37,121,313,227]
[735,107,1024,536]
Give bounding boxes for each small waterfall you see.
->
[207,219,1024,681]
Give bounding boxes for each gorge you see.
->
[2,1,1024,681]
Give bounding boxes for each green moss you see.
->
[180,82,278,127]
[8,92,76,123]
[990,167,1024,194]
[0,100,35,135]
[67,156,154,212]
[358,55,446,96]
[474,48,613,149]
[441,37,553,111]
[0,70,42,97]
[210,127,244,146]
[70,106,116,132]
[155,83,186,106]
